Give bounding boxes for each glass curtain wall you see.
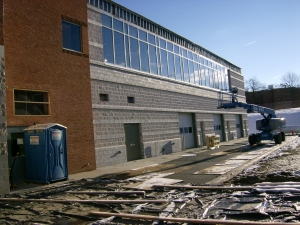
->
[101,13,229,91]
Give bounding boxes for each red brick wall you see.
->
[4,0,96,173]
[246,88,300,110]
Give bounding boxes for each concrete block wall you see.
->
[143,138,181,158]
[88,5,247,168]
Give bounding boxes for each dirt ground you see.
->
[1,138,300,224]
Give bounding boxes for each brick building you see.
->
[0,0,248,194]
[246,88,300,110]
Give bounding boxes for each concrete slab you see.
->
[193,165,238,175]
[216,159,248,165]
[124,177,183,190]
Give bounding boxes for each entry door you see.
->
[124,124,141,161]
[213,114,223,141]
[178,113,195,149]
[235,115,242,138]
[49,129,67,181]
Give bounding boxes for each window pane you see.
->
[193,53,198,62]
[175,55,181,80]
[189,60,194,84]
[205,66,209,86]
[182,49,187,58]
[125,36,130,67]
[174,45,179,54]
[194,63,199,85]
[14,90,49,115]
[140,41,149,72]
[209,68,214,87]
[167,42,173,51]
[188,51,193,60]
[114,31,125,66]
[129,37,139,70]
[139,30,147,41]
[160,49,168,77]
[113,18,123,32]
[129,25,138,38]
[102,27,114,63]
[183,58,189,82]
[200,65,204,85]
[199,56,204,65]
[124,23,128,34]
[62,20,81,52]
[159,38,166,49]
[148,34,155,45]
[149,45,157,74]
[168,52,175,79]
[101,14,112,28]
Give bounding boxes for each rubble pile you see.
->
[1,176,300,224]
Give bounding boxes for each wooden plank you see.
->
[0,198,167,204]
[90,211,299,225]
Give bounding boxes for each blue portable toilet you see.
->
[24,123,68,184]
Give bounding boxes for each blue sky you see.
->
[112,0,300,87]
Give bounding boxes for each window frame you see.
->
[62,20,82,53]
[14,89,50,116]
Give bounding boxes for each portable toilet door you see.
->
[48,127,68,182]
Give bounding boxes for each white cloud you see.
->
[243,41,257,47]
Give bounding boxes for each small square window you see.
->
[127,96,135,103]
[100,94,109,101]
[62,20,81,52]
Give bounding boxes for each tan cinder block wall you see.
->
[3,0,96,173]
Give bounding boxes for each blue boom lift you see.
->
[218,87,286,145]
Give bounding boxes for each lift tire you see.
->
[248,134,256,146]
[281,132,286,142]
[275,133,282,144]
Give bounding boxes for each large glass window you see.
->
[130,37,139,70]
[100,13,230,92]
[114,31,125,66]
[149,45,158,74]
[140,41,149,72]
[14,90,50,115]
[102,27,114,63]
[160,49,168,77]
[168,52,175,79]
[62,20,81,52]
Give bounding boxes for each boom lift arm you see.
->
[218,87,286,145]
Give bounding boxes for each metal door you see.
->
[235,115,242,138]
[213,114,223,141]
[178,113,195,149]
[124,124,141,161]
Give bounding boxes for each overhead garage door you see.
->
[178,113,195,149]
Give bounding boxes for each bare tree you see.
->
[245,77,266,92]
[280,72,300,88]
